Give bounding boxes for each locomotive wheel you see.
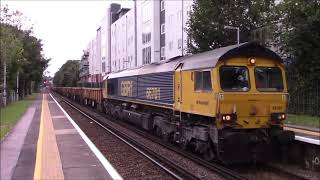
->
[104,105,111,115]
[179,139,189,150]
[203,147,215,161]
[162,133,171,142]
[155,126,162,137]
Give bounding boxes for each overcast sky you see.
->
[1,0,133,77]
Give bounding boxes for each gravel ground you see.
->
[58,99,174,179]
[268,163,320,180]
[234,165,304,180]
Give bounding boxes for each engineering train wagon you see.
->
[55,42,295,164]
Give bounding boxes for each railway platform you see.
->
[1,93,122,180]
[284,124,320,145]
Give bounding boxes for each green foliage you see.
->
[53,60,80,87]
[276,0,320,116]
[0,5,49,98]
[187,0,277,53]
[277,0,320,82]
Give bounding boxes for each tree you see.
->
[53,60,80,87]
[0,5,49,105]
[186,0,277,53]
[276,0,320,115]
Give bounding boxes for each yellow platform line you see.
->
[33,94,64,180]
[284,127,320,137]
[33,94,44,179]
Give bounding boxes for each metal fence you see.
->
[286,72,320,116]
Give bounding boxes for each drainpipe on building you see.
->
[134,0,138,67]
[126,15,128,69]
[181,0,184,56]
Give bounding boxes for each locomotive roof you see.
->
[107,42,282,79]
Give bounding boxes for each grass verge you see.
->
[0,94,38,140]
[286,114,320,129]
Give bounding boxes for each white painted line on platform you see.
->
[55,129,78,135]
[49,93,123,180]
[295,135,320,145]
[52,115,66,119]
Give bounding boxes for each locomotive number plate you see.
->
[270,105,283,112]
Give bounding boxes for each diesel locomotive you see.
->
[54,42,295,164]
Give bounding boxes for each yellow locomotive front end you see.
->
[216,57,288,129]
[214,57,295,163]
[172,42,295,163]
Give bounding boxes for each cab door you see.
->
[102,77,108,99]
[174,63,183,111]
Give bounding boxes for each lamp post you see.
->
[224,25,240,45]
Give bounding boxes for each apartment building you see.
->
[101,4,121,75]
[82,1,195,82]
[111,8,135,72]
[87,38,100,82]
[79,50,89,82]
[164,0,193,60]
[136,0,161,66]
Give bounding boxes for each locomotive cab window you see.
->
[255,67,284,91]
[220,66,249,91]
[107,79,117,95]
[195,71,212,91]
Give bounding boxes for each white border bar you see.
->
[295,135,320,145]
[49,94,123,180]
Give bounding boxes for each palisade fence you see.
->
[0,81,36,107]
[286,71,320,116]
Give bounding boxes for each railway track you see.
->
[53,92,310,180]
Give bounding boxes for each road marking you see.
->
[284,127,320,137]
[33,95,44,180]
[49,93,123,180]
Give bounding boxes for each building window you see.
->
[195,71,212,91]
[102,62,106,72]
[143,33,151,44]
[178,38,182,49]
[161,24,165,34]
[161,47,165,58]
[142,46,151,65]
[177,10,182,21]
[169,41,173,51]
[169,15,173,24]
[160,0,165,11]
[187,6,192,16]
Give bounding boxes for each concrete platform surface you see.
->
[1,93,122,180]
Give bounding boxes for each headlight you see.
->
[221,114,237,122]
[248,57,256,65]
[271,113,286,121]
